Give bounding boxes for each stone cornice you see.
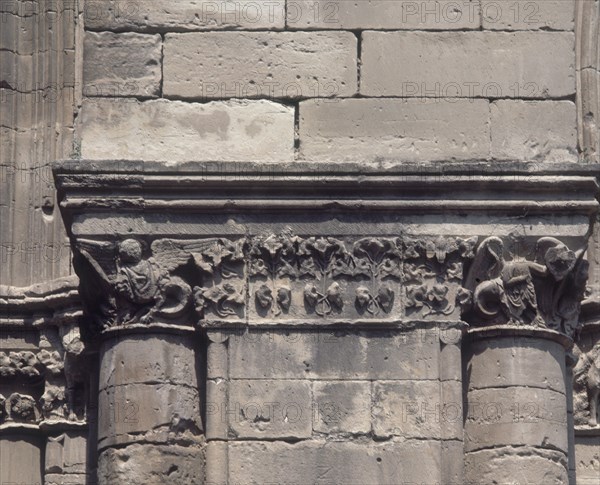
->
[54,161,600,220]
[0,276,82,327]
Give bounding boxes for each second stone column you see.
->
[97,326,205,484]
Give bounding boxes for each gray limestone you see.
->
[490,100,578,162]
[481,0,574,31]
[83,32,163,98]
[299,98,491,162]
[84,0,286,31]
[361,31,575,98]
[290,0,480,30]
[163,31,357,99]
[78,98,295,162]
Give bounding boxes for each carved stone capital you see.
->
[460,236,590,339]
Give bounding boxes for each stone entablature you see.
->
[54,161,599,337]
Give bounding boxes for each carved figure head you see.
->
[544,245,576,281]
[118,239,143,264]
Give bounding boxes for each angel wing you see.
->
[151,238,224,273]
[463,237,505,291]
[74,239,117,288]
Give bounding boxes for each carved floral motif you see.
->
[403,236,477,319]
[248,233,298,315]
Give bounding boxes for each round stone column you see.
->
[464,327,571,484]
[96,325,205,484]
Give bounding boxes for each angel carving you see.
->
[74,237,243,328]
[462,237,587,333]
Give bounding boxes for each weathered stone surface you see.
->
[575,434,600,485]
[467,336,567,393]
[83,32,162,98]
[227,379,312,439]
[228,330,440,380]
[491,100,578,162]
[289,0,480,30]
[164,32,357,99]
[481,0,574,31]
[45,473,91,485]
[97,443,204,485]
[84,0,285,31]
[465,386,568,453]
[299,98,490,162]
[98,383,202,447]
[464,447,569,484]
[78,98,295,162]
[228,439,442,484]
[100,334,199,387]
[313,381,371,434]
[45,432,87,474]
[0,435,44,485]
[361,31,575,98]
[373,380,462,440]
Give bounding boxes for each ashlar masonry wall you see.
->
[79,0,578,165]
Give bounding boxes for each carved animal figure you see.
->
[574,342,600,426]
[463,237,588,334]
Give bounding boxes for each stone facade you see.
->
[1,1,600,485]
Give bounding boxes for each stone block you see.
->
[289,0,480,30]
[466,334,567,393]
[228,439,442,484]
[100,333,199,388]
[299,98,490,162]
[313,380,371,434]
[361,31,575,98]
[98,383,202,448]
[228,329,440,380]
[84,0,285,31]
[206,379,228,439]
[440,340,462,381]
[45,432,87,474]
[227,379,312,439]
[84,32,162,98]
[0,435,44,485]
[575,434,600,485]
[465,447,568,484]
[45,474,91,485]
[97,443,205,485]
[465,387,568,453]
[481,0,574,31]
[78,98,295,162]
[164,32,357,99]
[491,100,577,162]
[373,380,461,440]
